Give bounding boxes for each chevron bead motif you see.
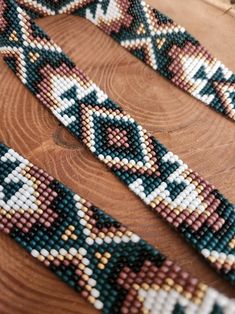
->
[0,143,235,314]
[0,0,235,283]
[14,0,235,121]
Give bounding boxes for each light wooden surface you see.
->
[0,0,235,313]
[204,0,235,16]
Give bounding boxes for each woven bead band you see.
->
[15,0,235,121]
[0,0,235,282]
[0,143,234,313]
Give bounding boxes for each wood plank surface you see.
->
[203,0,235,17]
[0,0,235,313]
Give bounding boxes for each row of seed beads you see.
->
[1,0,234,280]
[0,155,58,234]
[36,61,234,277]
[31,0,234,277]
[168,43,235,118]
[0,145,233,313]
[123,0,235,119]
[15,0,235,119]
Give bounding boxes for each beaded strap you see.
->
[0,0,235,282]
[0,143,235,313]
[15,0,235,121]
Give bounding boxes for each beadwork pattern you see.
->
[0,143,235,314]
[14,0,235,121]
[0,0,235,282]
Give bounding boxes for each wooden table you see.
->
[0,0,234,313]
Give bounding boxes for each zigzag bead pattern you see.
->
[0,0,235,282]
[0,143,235,314]
[14,0,235,121]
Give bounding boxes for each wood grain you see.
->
[203,0,235,17]
[0,0,235,313]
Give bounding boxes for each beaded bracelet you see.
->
[0,143,235,314]
[0,0,235,282]
[15,0,235,121]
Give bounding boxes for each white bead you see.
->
[95,238,103,245]
[82,258,90,266]
[88,278,96,287]
[94,300,103,310]
[69,248,77,256]
[41,249,49,257]
[78,248,87,256]
[228,254,235,263]
[211,251,219,259]
[131,234,140,243]
[91,288,100,298]
[59,248,67,256]
[86,237,94,245]
[31,249,39,258]
[50,249,58,257]
[104,236,112,244]
[201,248,210,258]
[80,219,86,226]
[122,235,130,243]
[84,267,92,276]
[73,194,81,201]
[83,228,91,236]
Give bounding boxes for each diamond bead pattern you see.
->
[0,0,234,283]
[0,143,234,314]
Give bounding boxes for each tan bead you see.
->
[175,284,183,293]
[86,223,92,230]
[199,283,207,292]
[76,253,83,260]
[6,213,12,219]
[90,233,96,240]
[183,291,192,300]
[95,252,102,259]
[0,209,6,215]
[101,257,108,264]
[85,284,92,292]
[142,283,149,290]
[65,253,73,261]
[79,264,85,271]
[195,290,205,299]
[47,255,54,262]
[38,255,45,262]
[133,283,140,290]
[58,255,64,261]
[65,229,72,236]
[150,202,156,208]
[166,278,174,286]
[174,209,181,215]
[192,297,202,305]
[71,234,78,240]
[88,296,95,304]
[163,284,171,292]
[37,208,43,214]
[138,296,144,302]
[104,252,111,259]
[98,263,105,270]
[152,284,160,291]
[84,214,89,220]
